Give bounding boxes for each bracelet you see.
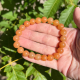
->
[13,17,67,61]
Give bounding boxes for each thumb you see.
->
[73,7,80,29]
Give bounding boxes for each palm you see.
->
[19,7,80,79]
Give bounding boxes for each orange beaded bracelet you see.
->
[13,17,67,61]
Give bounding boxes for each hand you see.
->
[19,7,80,80]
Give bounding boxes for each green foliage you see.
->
[13,64,24,71]
[2,11,17,21]
[33,70,47,80]
[42,0,63,18]
[4,65,12,72]
[59,5,76,27]
[2,56,10,62]
[26,64,36,78]
[0,0,79,80]
[7,71,26,80]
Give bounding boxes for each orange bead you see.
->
[57,24,64,30]
[24,21,30,27]
[47,55,54,61]
[30,19,35,25]
[53,53,60,59]
[36,17,41,24]
[48,18,53,24]
[22,50,29,57]
[29,52,35,59]
[13,35,19,41]
[59,42,66,48]
[56,48,64,54]
[60,29,67,36]
[53,20,59,26]
[60,36,67,41]
[16,30,22,36]
[13,42,20,48]
[19,25,25,31]
[35,54,41,60]
[41,55,47,61]
[17,47,24,54]
[41,17,47,23]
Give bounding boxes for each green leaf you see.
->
[2,56,10,62]
[60,72,66,80]
[4,65,12,72]
[3,46,16,53]
[59,5,76,27]
[65,0,78,5]
[18,19,26,27]
[23,61,30,66]
[7,72,16,80]
[2,11,17,21]
[1,28,6,32]
[71,20,78,28]
[1,0,4,4]
[2,61,6,65]
[12,13,17,21]
[73,0,79,4]
[13,64,24,71]
[26,65,36,77]
[33,70,47,80]
[6,72,12,78]
[42,0,63,18]
[13,25,18,32]
[25,13,31,21]
[8,71,26,80]
[0,48,6,54]
[19,19,26,24]
[0,21,10,28]
[38,7,43,13]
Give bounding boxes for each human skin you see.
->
[18,7,80,80]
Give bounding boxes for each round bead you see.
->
[29,52,35,59]
[17,47,24,54]
[19,25,25,31]
[57,24,64,30]
[36,17,41,24]
[13,42,20,48]
[41,55,47,61]
[48,18,53,24]
[35,54,41,60]
[22,50,29,57]
[16,30,22,36]
[30,19,35,25]
[60,29,67,36]
[60,36,67,41]
[47,55,54,61]
[59,42,66,48]
[53,20,59,26]
[13,35,19,41]
[56,48,64,54]
[41,17,47,23]
[53,53,60,59]
[24,21,30,27]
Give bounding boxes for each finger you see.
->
[19,37,56,55]
[26,23,60,37]
[21,29,59,47]
[23,56,58,70]
[73,7,80,29]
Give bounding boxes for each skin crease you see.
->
[18,7,80,80]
